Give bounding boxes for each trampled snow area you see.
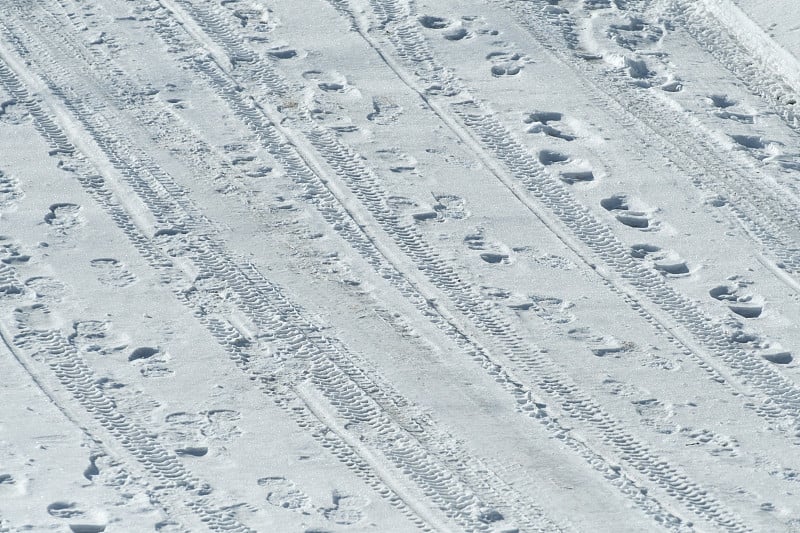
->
[1,0,799,531]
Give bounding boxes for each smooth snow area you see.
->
[1,0,800,532]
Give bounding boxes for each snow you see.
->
[1,0,799,531]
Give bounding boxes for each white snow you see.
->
[1,0,800,531]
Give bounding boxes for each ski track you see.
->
[2,0,799,531]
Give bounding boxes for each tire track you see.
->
[286,0,800,529]
[666,0,800,132]
[0,198,213,532]
[498,0,800,276]
[144,0,768,531]
[146,1,739,530]
[356,0,800,436]
[0,4,559,531]
[0,22,438,532]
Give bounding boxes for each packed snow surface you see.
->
[1,0,800,531]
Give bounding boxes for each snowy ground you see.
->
[1,0,799,531]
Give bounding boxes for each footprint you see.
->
[155,521,184,532]
[706,95,756,121]
[603,54,656,86]
[600,194,657,230]
[417,15,471,41]
[728,135,794,167]
[267,47,298,60]
[660,77,683,93]
[464,229,486,250]
[47,501,84,519]
[584,0,612,9]
[679,426,738,456]
[514,246,577,270]
[68,524,106,533]
[523,111,575,141]
[258,477,312,511]
[128,346,159,362]
[0,240,31,265]
[309,100,363,136]
[154,228,193,258]
[418,15,450,29]
[47,504,107,533]
[83,453,101,481]
[509,294,575,324]
[175,446,208,457]
[367,96,402,125]
[629,244,688,277]
[482,286,511,300]
[629,243,661,259]
[44,203,84,234]
[89,258,137,288]
[386,195,417,212]
[727,302,763,319]
[652,257,689,276]
[708,94,736,108]
[129,347,172,378]
[0,170,22,208]
[464,229,511,263]
[631,398,674,434]
[375,149,417,175]
[225,5,271,32]
[71,320,128,355]
[538,149,570,165]
[443,25,470,41]
[606,17,663,51]
[487,51,523,77]
[164,412,204,448]
[25,276,67,303]
[432,193,469,220]
[304,70,359,97]
[202,409,242,441]
[411,209,439,222]
[709,284,737,301]
[708,282,764,318]
[761,349,792,365]
[714,110,754,123]
[13,303,60,333]
[318,82,345,92]
[313,73,355,95]
[559,170,594,185]
[322,490,369,525]
[623,56,655,83]
[384,196,439,222]
[480,252,510,264]
[591,336,633,357]
[0,97,25,124]
[730,134,769,150]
